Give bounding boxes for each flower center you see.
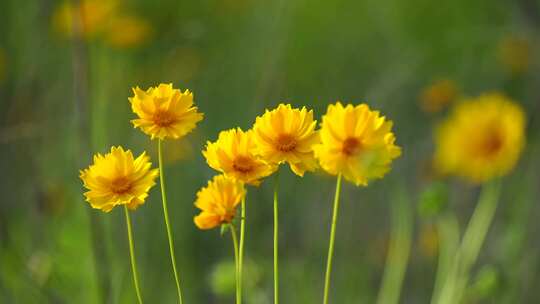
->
[233,156,254,173]
[478,131,503,158]
[342,137,362,156]
[153,110,176,127]
[276,134,297,152]
[110,177,132,194]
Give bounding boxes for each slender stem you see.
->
[124,206,144,304]
[436,180,501,304]
[158,139,184,304]
[273,170,280,304]
[376,190,413,304]
[239,196,246,304]
[323,174,343,304]
[230,224,241,304]
[430,214,460,304]
[452,180,501,303]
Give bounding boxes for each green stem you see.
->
[436,180,501,304]
[453,180,501,303]
[158,139,184,304]
[230,224,241,304]
[431,214,460,303]
[376,189,413,304]
[431,213,460,304]
[124,206,144,304]
[273,170,280,304]
[323,174,343,304]
[239,196,246,304]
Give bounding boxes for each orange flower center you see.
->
[276,134,297,152]
[111,177,132,194]
[342,137,362,156]
[233,156,255,173]
[478,130,503,158]
[153,110,176,127]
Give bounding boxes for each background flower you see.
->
[433,93,526,183]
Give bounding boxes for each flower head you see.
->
[194,175,246,230]
[313,102,401,186]
[419,79,459,113]
[252,104,319,176]
[80,146,159,212]
[203,128,277,186]
[434,93,526,183]
[52,0,117,38]
[130,83,204,140]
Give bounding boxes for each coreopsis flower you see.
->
[203,128,276,185]
[194,175,246,229]
[434,93,526,183]
[52,0,117,39]
[419,79,459,113]
[129,83,204,140]
[252,104,319,176]
[313,102,402,186]
[80,146,159,212]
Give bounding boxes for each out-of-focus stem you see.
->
[431,213,460,304]
[376,189,413,304]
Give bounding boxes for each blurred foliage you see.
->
[1,0,540,303]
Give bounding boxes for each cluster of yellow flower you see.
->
[195,102,401,229]
[78,81,526,303]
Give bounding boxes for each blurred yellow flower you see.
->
[130,83,204,140]
[313,102,401,186]
[252,104,319,176]
[194,175,246,230]
[80,146,159,212]
[434,93,526,183]
[106,15,151,48]
[419,79,459,113]
[497,36,530,75]
[52,0,117,38]
[203,128,277,186]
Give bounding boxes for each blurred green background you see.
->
[1,0,540,303]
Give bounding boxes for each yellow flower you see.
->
[252,104,319,176]
[106,15,151,48]
[203,128,277,186]
[419,79,459,113]
[194,175,246,230]
[313,102,402,186]
[52,0,117,38]
[434,93,526,183]
[80,146,159,212]
[130,83,204,140]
